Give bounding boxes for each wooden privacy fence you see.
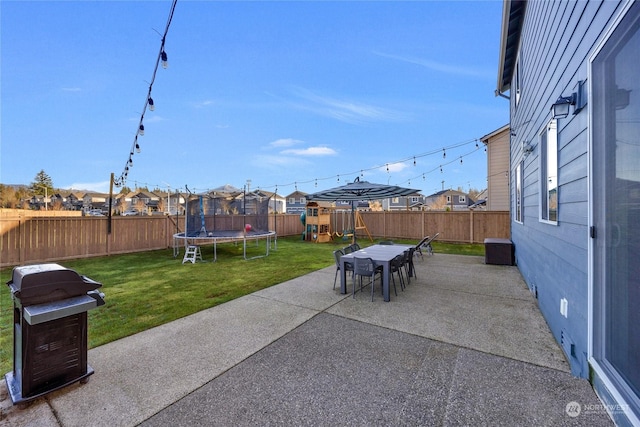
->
[0,211,509,267]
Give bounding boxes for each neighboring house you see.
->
[382,193,426,211]
[497,1,639,424]
[480,124,510,210]
[469,189,488,210]
[82,192,110,213]
[285,191,308,214]
[423,189,474,211]
[119,190,161,214]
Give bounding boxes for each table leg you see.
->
[382,262,390,302]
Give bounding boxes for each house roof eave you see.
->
[497,0,527,94]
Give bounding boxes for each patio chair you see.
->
[343,245,355,255]
[351,242,361,251]
[415,233,440,260]
[333,249,353,290]
[401,249,412,285]
[352,257,383,301]
[390,254,405,292]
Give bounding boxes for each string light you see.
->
[443,148,446,159]
[114,0,178,187]
[161,51,169,69]
[129,135,486,195]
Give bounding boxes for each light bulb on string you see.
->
[139,124,145,136]
[413,157,416,166]
[337,174,340,182]
[443,148,446,159]
[148,98,155,111]
[460,156,463,165]
[161,51,168,69]
[315,179,318,188]
[136,143,141,153]
[360,170,363,177]
[386,164,389,173]
[475,140,479,148]
[440,165,443,173]
[422,173,425,181]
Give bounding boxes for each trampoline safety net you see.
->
[185,192,272,237]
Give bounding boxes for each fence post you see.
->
[469,210,474,243]
[19,216,26,264]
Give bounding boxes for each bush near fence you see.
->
[0,211,509,267]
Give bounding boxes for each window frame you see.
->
[539,119,558,224]
[514,161,523,224]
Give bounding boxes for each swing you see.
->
[332,209,342,238]
[342,210,354,240]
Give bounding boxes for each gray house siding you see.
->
[502,1,639,424]
[509,0,624,379]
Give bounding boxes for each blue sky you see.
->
[1,1,508,197]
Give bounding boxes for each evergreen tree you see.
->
[30,170,54,195]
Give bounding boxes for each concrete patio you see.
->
[1,253,613,426]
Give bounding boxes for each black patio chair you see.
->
[333,249,353,290]
[390,254,406,292]
[352,257,384,301]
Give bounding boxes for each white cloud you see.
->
[269,138,303,148]
[67,180,111,193]
[286,87,407,124]
[194,100,214,108]
[281,146,337,156]
[379,162,409,173]
[251,154,311,169]
[373,51,493,79]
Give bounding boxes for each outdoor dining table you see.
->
[340,244,413,302]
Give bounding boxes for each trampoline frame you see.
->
[173,230,276,262]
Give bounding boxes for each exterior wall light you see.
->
[551,94,576,119]
[551,80,587,119]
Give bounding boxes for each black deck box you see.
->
[484,238,514,266]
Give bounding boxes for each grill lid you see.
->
[7,263,102,306]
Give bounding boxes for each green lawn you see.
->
[0,236,483,374]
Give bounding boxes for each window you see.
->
[300,197,306,204]
[540,119,558,223]
[459,195,466,203]
[392,197,399,203]
[515,161,523,223]
[446,195,451,203]
[514,56,522,106]
[411,197,419,203]
[289,198,295,204]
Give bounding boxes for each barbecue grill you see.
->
[4,263,105,405]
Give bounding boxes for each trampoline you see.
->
[173,190,276,262]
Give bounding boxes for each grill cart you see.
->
[4,263,105,405]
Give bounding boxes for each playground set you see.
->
[302,201,372,243]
